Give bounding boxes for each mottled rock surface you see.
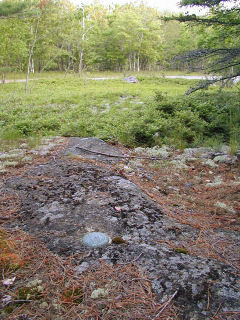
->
[64,137,123,163]
[2,138,239,319]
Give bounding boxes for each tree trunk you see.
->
[79,6,85,76]
[31,57,34,73]
[137,50,140,72]
[38,59,41,72]
[25,17,40,93]
[129,53,132,71]
[78,48,84,75]
[2,72,6,84]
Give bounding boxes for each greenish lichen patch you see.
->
[174,247,188,254]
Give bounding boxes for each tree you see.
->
[90,4,162,72]
[161,20,199,71]
[169,0,240,93]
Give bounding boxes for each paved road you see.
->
[2,75,239,83]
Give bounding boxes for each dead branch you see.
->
[76,145,165,160]
[152,290,178,319]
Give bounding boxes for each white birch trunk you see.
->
[25,17,40,93]
[31,58,34,73]
[137,50,140,72]
[129,53,132,71]
[79,7,85,76]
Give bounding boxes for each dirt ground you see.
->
[0,137,239,320]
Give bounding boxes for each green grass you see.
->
[0,73,239,150]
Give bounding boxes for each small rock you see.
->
[184,182,192,188]
[123,76,139,83]
[82,232,110,248]
[2,295,12,306]
[20,143,29,149]
[75,262,89,275]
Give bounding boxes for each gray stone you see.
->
[3,146,239,319]
[184,182,192,188]
[82,232,110,248]
[75,262,90,274]
[64,137,123,163]
[20,143,29,149]
[123,76,139,83]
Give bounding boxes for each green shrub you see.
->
[0,76,239,149]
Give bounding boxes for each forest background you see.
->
[0,0,239,150]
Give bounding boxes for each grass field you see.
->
[0,72,239,151]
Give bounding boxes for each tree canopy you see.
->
[171,0,240,93]
[2,0,238,82]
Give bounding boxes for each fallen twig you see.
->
[76,145,164,160]
[3,299,34,306]
[152,290,178,319]
[118,252,143,265]
[210,303,222,319]
[130,278,152,283]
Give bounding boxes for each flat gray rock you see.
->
[2,149,239,319]
[82,232,110,248]
[64,137,123,163]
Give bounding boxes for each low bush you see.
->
[0,76,239,149]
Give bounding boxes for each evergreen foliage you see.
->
[170,0,240,93]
